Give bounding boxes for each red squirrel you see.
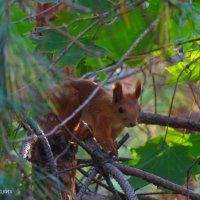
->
[47,79,141,154]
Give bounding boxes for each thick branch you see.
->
[26,118,62,200]
[103,173,122,200]
[138,112,200,132]
[116,163,200,200]
[83,137,138,199]
[103,163,138,200]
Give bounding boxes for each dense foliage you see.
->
[0,0,200,199]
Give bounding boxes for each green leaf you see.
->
[170,3,200,41]
[187,134,200,158]
[10,6,34,41]
[33,29,69,52]
[127,130,200,188]
[76,0,112,13]
[166,51,200,84]
[98,72,107,81]
[76,58,93,76]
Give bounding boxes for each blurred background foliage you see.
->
[0,0,200,199]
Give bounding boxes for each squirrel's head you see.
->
[112,80,141,128]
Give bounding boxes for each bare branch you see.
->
[12,11,111,95]
[138,112,200,132]
[107,66,142,84]
[117,133,130,149]
[61,0,91,13]
[58,163,93,175]
[103,163,138,200]
[164,56,200,141]
[46,21,100,57]
[188,82,200,110]
[51,11,110,66]
[103,173,122,200]
[83,137,138,199]
[13,4,59,23]
[113,18,159,70]
[76,167,98,200]
[151,73,157,114]
[54,142,71,164]
[25,118,62,200]
[78,168,112,192]
[115,163,200,200]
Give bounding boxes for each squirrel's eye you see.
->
[118,107,124,113]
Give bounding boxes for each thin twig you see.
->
[107,67,142,84]
[151,74,157,114]
[78,168,111,192]
[58,163,93,174]
[186,158,200,200]
[163,56,200,143]
[117,133,130,149]
[32,163,92,184]
[128,37,200,58]
[12,11,110,95]
[54,115,92,154]
[54,143,71,164]
[79,167,128,199]
[21,163,92,185]
[46,20,101,56]
[13,1,90,24]
[188,82,200,110]
[76,167,98,200]
[61,0,91,13]
[13,4,59,23]
[51,12,109,66]
[114,157,133,162]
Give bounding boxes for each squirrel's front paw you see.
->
[102,141,118,156]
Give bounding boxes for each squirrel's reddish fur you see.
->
[46,79,141,154]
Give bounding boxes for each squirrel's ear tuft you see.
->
[134,80,141,99]
[113,81,123,103]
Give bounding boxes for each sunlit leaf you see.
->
[128,130,200,188]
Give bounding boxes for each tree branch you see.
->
[76,167,98,200]
[103,163,138,200]
[51,12,109,66]
[115,163,200,200]
[83,137,138,199]
[26,118,62,200]
[103,173,122,200]
[78,168,112,193]
[138,112,200,132]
